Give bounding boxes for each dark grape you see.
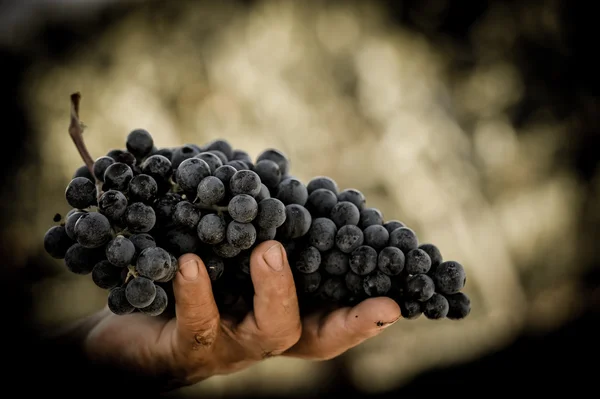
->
[176,158,211,193]
[359,208,383,229]
[125,276,156,308]
[319,277,348,302]
[349,245,377,275]
[419,243,443,270]
[330,201,360,228]
[197,214,226,244]
[228,194,258,223]
[205,256,225,281]
[400,300,422,320]
[389,227,419,253]
[129,174,158,203]
[296,271,322,293]
[65,177,96,209]
[103,162,134,192]
[141,155,172,181]
[363,225,389,250]
[256,197,286,229]
[363,271,391,297]
[98,190,128,221]
[227,160,250,171]
[276,177,308,206]
[64,244,105,275]
[277,204,311,239]
[337,189,366,210]
[197,176,225,205]
[445,292,471,320]
[113,152,136,167]
[377,246,405,276]
[256,148,289,176]
[171,145,201,170]
[231,149,252,164]
[345,272,363,295]
[105,235,135,267]
[307,176,338,195]
[108,287,135,315]
[255,184,271,202]
[92,260,122,289]
[195,152,223,174]
[307,217,337,252]
[93,156,115,182]
[323,249,348,275]
[253,159,281,189]
[125,202,156,233]
[305,188,338,217]
[295,246,321,274]
[230,170,262,197]
[153,193,181,224]
[432,261,466,295]
[335,224,364,254]
[256,227,277,242]
[208,150,229,165]
[206,139,233,160]
[172,201,201,230]
[155,255,179,283]
[140,285,168,316]
[154,148,173,162]
[126,129,154,158]
[384,220,405,234]
[129,233,156,262]
[423,293,449,319]
[405,248,432,274]
[73,165,94,182]
[213,241,241,258]
[405,274,435,302]
[65,211,86,240]
[227,222,256,250]
[164,228,200,255]
[214,165,237,190]
[136,247,172,280]
[107,149,125,160]
[74,212,112,248]
[44,226,73,259]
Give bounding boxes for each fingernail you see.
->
[263,243,284,271]
[180,259,199,281]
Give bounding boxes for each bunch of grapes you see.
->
[44,127,471,321]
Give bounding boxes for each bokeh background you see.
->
[2,0,598,397]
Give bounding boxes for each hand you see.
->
[84,240,401,390]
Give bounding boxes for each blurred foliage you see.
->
[3,0,597,396]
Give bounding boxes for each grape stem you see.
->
[68,92,103,198]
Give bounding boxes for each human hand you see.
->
[84,240,401,390]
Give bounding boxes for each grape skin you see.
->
[43,226,73,259]
[205,256,225,281]
[129,174,158,203]
[295,246,321,274]
[64,244,105,275]
[253,159,281,189]
[256,148,290,176]
[323,249,348,276]
[129,233,156,262]
[230,170,262,197]
[335,224,364,254]
[136,247,172,280]
[400,300,422,320]
[92,260,122,289]
[432,261,466,295]
[65,177,97,209]
[305,188,338,217]
[276,177,308,206]
[214,165,237,192]
[383,220,405,234]
[206,139,234,160]
[195,152,223,174]
[93,156,115,182]
[308,217,337,252]
[419,243,443,270]
[65,211,86,240]
[405,274,435,302]
[171,145,200,170]
[125,202,156,233]
[226,221,257,250]
[377,246,405,276]
[277,204,312,239]
[307,176,338,195]
[296,271,321,293]
[141,155,172,182]
[349,245,378,276]
[125,276,157,308]
[176,158,211,193]
[140,285,168,316]
[74,212,112,248]
[172,201,201,230]
[423,293,450,319]
[228,194,258,223]
[105,235,135,267]
[445,292,471,320]
[256,198,286,229]
[363,225,389,251]
[337,189,366,210]
[126,129,154,158]
[330,201,360,228]
[405,248,432,274]
[359,208,384,229]
[98,190,128,221]
[363,271,392,297]
[103,162,134,192]
[108,287,135,315]
[197,176,225,205]
[389,227,419,254]
[197,214,226,245]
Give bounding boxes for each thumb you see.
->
[172,253,220,352]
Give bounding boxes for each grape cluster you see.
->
[43,129,471,320]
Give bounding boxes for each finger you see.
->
[173,254,220,352]
[285,297,401,360]
[237,240,302,356]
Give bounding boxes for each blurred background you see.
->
[1,0,598,397]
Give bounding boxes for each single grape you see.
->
[405,248,432,274]
[377,246,405,276]
[384,220,405,234]
[125,202,156,233]
[256,227,277,242]
[230,170,262,197]
[98,190,128,221]
[206,139,234,160]
[345,272,363,295]
[255,183,271,202]
[92,260,122,289]
[444,292,471,320]
[227,221,256,250]
[64,244,105,275]
[256,197,286,229]
[307,176,338,195]
[363,225,389,250]
[107,287,135,315]
[129,174,158,203]
[214,165,237,191]
[423,293,449,319]
[432,261,466,295]
[305,188,338,217]
[172,201,201,230]
[296,271,322,293]
[171,145,201,170]
[337,189,366,210]
[155,254,179,283]
[253,159,281,189]
[213,241,241,258]
[73,165,94,182]
[359,208,384,229]
[400,300,422,320]
[388,227,419,254]
[141,155,172,182]
[44,226,73,259]
[419,243,443,271]
[256,148,289,176]
[126,129,154,158]
[140,285,168,316]
[228,194,258,223]
[330,201,360,228]
[153,193,181,224]
[205,256,225,281]
[136,247,172,280]
[308,217,337,252]
[227,160,250,171]
[197,176,225,205]
[323,249,349,275]
[129,233,156,262]
[105,235,135,267]
[295,246,321,274]
[106,149,125,160]
[208,150,229,165]
[65,211,86,240]
[74,212,112,248]
[335,224,364,253]
[93,156,115,182]
[197,214,226,244]
[405,274,435,302]
[65,177,96,209]
[231,149,252,164]
[276,177,308,206]
[154,148,173,162]
[363,271,392,297]
[349,245,378,275]
[125,276,157,308]
[103,162,134,192]
[277,204,312,239]
[319,277,349,302]
[176,158,211,193]
[164,228,200,255]
[195,152,223,174]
